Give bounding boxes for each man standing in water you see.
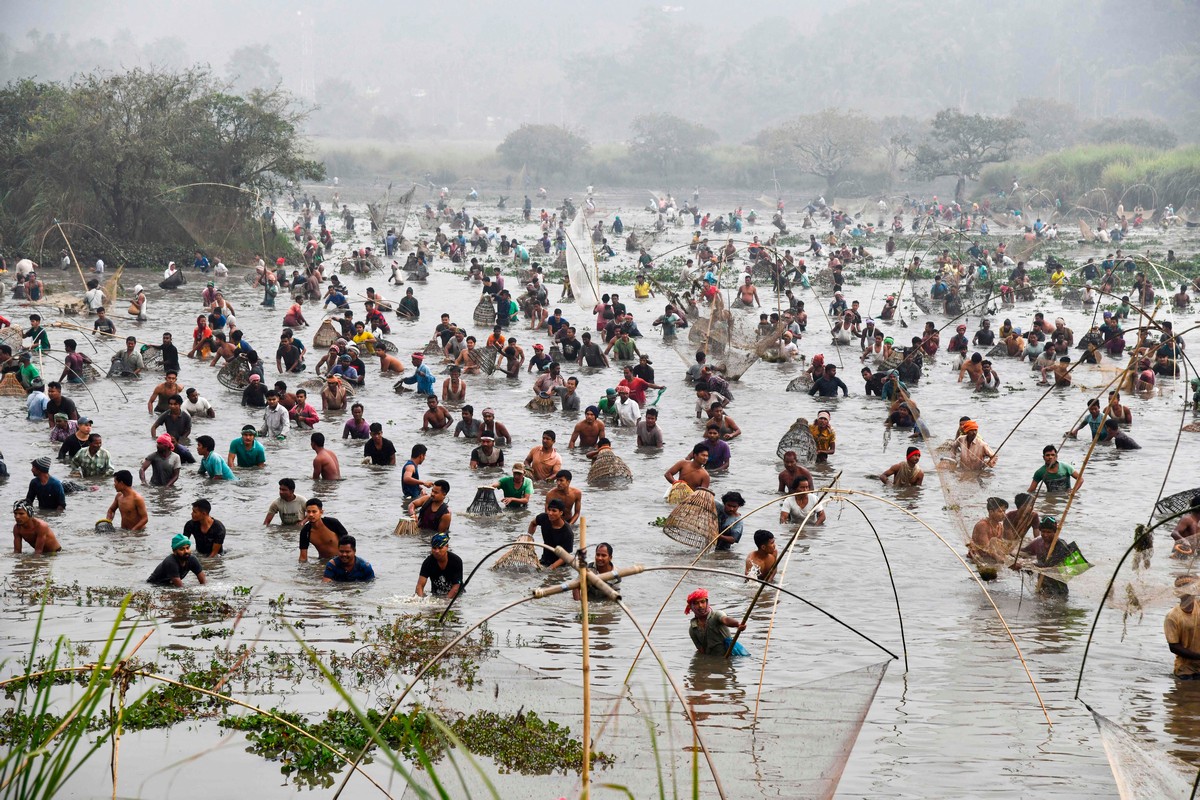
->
[664,444,711,490]
[415,532,462,599]
[1028,445,1083,494]
[105,470,148,531]
[12,501,61,554]
[147,534,206,586]
[685,588,748,656]
[745,531,778,580]
[879,446,924,486]
[323,535,375,583]
[1165,575,1200,678]
[311,432,341,480]
[299,498,349,563]
[263,478,307,526]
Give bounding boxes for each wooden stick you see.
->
[53,219,91,296]
[577,517,591,799]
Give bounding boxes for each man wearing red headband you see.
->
[880,446,924,487]
[686,588,749,656]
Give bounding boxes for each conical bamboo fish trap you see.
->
[1156,488,1199,519]
[662,488,718,549]
[374,338,398,354]
[466,486,502,516]
[786,374,813,392]
[666,480,694,505]
[393,516,419,536]
[313,319,339,348]
[526,395,557,412]
[0,372,26,397]
[217,357,252,389]
[470,346,499,376]
[0,326,23,349]
[424,338,444,356]
[492,533,541,571]
[587,448,633,485]
[473,295,497,326]
[777,417,817,463]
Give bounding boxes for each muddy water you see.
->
[2,188,1199,798]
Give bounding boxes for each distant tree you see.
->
[1087,117,1178,150]
[909,109,1025,204]
[0,68,322,246]
[225,45,282,94]
[628,113,718,179]
[878,115,925,190]
[754,110,877,205]
[1009,97,1082,155]
[496,124,588,179]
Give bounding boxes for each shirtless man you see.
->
[12,501,61,554]
[958,353,985,387]
[421,395,453,430]
[969,497,1009,562]
[545,469,582,524]
[664,444,712,490]
[454,336,483,374]
[442,366,467,404]
[745,530,778,580]
[1106,390,1133,426]
[1041,355,1072,387]
[298,497,349,562]
[880,446,924,486]
[105,470,148,531]
[311,432,341,480]
[377,348,406,375]
[569,406,606,448]
[738,275,761,307]
[1173,496,1200,551]
[1004,493,1038,542]
[147,370,183,414]
[777,451,814,493]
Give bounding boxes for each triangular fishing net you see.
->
[466,487,502,516]
[159,183,269,258]
[1092,707,1198,799]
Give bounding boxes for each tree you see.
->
[878,115,925,190]
[496,124,588,179]
[628,113,717,179]
[755,110,877,205]
[909,109,1025,204]
[225,46,282,95]
[1087,117,1178,150]
[0,67,323,247]
[1009,97,1082,156]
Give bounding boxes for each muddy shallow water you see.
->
[2,187,1200,798]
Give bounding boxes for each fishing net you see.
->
[1155,488,1199,519]
[587,448,633,485]
[1092,707,1198,798]
[102,267,124,307]
[492,534,541,571]
[312,319,339,348]
[160,184,269,257]
[547,344,563,362]
[423,339,444,357]
[0,326,23,349]
[0,372,25,397]
[469,347,499,376]
[662,487,718,548]
[217,357,252,390]
[94,520,115,534]
[786,374,812,392]
[158,270,187,291]
[526,396,557,412]
[374,338,398,354]
[140,345,163,369]
[777,418,817,463]
[77,363,102,383]
[710,348,759,381]
[299,378,355,396]
[393,516,419,536]
[243,272,262,288]
[106,360,141,381]
[473,295,497,326]
[466,487,503,516]
[986,343,1009,358]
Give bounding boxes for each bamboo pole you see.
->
[53,218,91,296]
[578,517,591,799]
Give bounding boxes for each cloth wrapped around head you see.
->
[171,533,190,551]
[960,420,979,434]
[431,532,450,548]
[12,500,34,517]
[685,588,709,615]
[156,434,174,448]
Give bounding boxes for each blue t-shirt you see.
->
[26,476,66,510]
[324,557,375,582]
[228,438,267,467]
[200,452,237,480]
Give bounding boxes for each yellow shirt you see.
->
[352,331,377,355]
[633,280,651,299]
[1050,270,1066,286]
[1165,604,1200,676]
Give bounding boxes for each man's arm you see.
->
[131,496,148,531]
[415,575,428,597]
[165,468,180,489]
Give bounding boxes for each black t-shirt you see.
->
[363,437,397,465]
[242,382,268,407]
[560,339,581,361]
[419,552,464,595]
[160,343,181,372]
[973,329,996,346]
[46,396,78,420]
[58,434,89,461]
[276,343,302,371]
[183,518,227,556]
[147,553,203,585]
[533,513,574,567]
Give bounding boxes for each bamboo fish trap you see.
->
[492,533,541,571]
[662,488,719,549]
[665,480,694,505]
[587,448,633,486]
[776,417,817,463]
[473,295,497,326]
[393,516,419,536]
[217,356,252,389]
[313,319,339,348]
[466,486,503,516]
[0,372,26,397]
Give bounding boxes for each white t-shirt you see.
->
[268,495,308,525]
[615,398,642,427]
[780,496,825,523]
[84,288,106,311]
[214,261,228,277]
[94,259,105,275]
[183,396,213,417]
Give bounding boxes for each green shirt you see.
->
[18,363,40,386]
[71,447,113,477]
[497,475,532,499]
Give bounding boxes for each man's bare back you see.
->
[313,449,341,480]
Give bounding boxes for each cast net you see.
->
[1092,707,1198,799]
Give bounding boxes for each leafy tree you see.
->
[1087,117,1178,150]
[628,113,717,179]
[754,110,877,204]
[908,109,1025,203]
[1009,97,1081,155]
[878,115,925,189]
[0,67,322,248]
[496,124,588,179]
